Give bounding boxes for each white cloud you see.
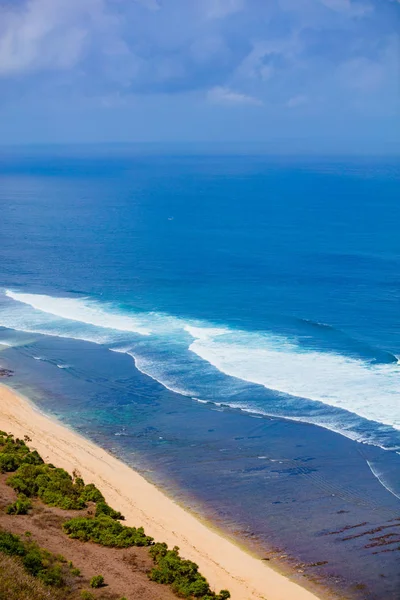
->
[207,85,262,105]
[286,94,308,108]
[0,0,123,77]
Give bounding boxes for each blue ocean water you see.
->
[1,149,399,450]
[1,147,400,599]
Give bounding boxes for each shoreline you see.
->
[0,382,326,600]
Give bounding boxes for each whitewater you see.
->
[1,289,399,451]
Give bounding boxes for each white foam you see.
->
[2,289,400,443]
[187,327,400,432]
[366,459,400,500]
[5,291,151,336]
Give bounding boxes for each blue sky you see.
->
[0,0,399,152]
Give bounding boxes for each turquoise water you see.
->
[0,148,399,598]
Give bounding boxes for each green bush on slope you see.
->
[0,529,78,589]
[0,432,232,600]
[63,514,153,547]
[0,434,43,473]
[0,433,104,511]
[5,494,32,515]
[7,463,105,510]
[148,543,230,600]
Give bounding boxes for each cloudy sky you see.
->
[0,0,399,151]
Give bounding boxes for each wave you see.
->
[1,289,400,449]
[186,326,400,432]
[5,290,151,336]
[366,460,400,500]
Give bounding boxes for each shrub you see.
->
[149,543,230,600]
[6,494,32,515]
[7,464,102,510]
[0,435,44,473]
[90,574,105,588]
[95,501,124,520]
[0,531,26,557]
[71,567,81,576]
[80,483,104,503]
[63,515,153,548]
[37,565,64,587]
[0,528,81,590]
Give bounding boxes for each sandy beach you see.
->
[0,382,325,600]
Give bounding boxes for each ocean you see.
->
[0,147,399,598]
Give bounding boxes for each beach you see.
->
[0,382,324,600]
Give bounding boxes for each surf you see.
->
[1,289,400,450]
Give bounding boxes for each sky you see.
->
[0,0,399,152]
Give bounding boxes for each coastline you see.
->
[0,382,324,600]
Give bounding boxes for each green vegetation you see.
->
[149,543,230,600]
[6,493,32,515]
[0,433,104,510]
[0,433,43,473]
[0,432,231,600]
[7,464,105,510]
[0,529,79,589]
[63,514,153,547]
[95,500,125,520]
[90,574,105,588]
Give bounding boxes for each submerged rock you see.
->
[0,368,13,378]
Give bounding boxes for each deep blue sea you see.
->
[0,147,399,599]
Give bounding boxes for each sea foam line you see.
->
[2,289,400,447]
[5,290,151,336]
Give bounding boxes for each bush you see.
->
[71,567,81,576]
[37,565,64,587]
[80,483,104,503]
[149,543,230,600]
[0,531,26,557]
[95,501,124,520]
[0,528,81,590]
[0,435,43,473]
[90,574,105,588]
[6,494,32,515]
[7,463,103,510]
[63,515,153,548]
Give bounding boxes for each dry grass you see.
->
[0,553,65,600]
